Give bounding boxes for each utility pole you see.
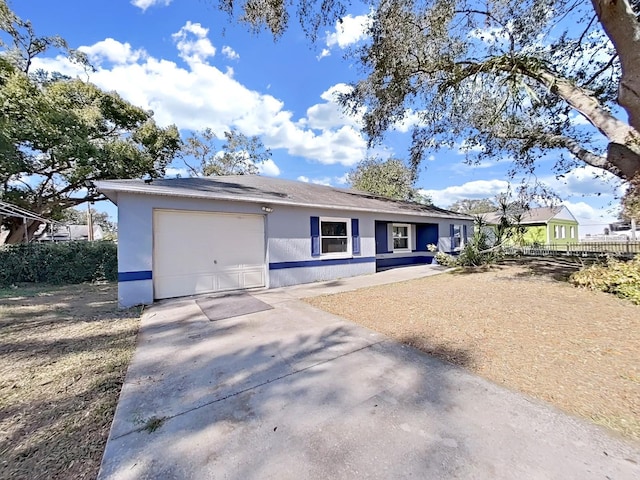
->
[87,202,94,241]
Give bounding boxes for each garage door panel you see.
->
[154,274,214,299]
[242,269,265,288]
[153,210,265,299]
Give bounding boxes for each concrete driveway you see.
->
[99,266,640,479]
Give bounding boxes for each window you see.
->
[554,225,566,239]
[452,224,465,250]
[570,226,575,238]
[320,217,351,256]
[392,224,411,251]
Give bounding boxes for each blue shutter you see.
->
[449,224,455,252]
[311,216,320,257]
[351,218,360,255]
[463,224,468,245]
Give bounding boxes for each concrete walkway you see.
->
[99,266,640,479]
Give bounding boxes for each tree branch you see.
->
[542,134,618,174]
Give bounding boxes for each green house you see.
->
[483,206,580,245]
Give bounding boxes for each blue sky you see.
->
[11,0,626,235]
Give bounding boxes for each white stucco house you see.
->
[96,176,473,307]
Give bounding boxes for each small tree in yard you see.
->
[181,128,271,177]
[438,197,528,267]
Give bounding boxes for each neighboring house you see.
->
[482,206,579,245]
[38,224,104,242]
[95,176,473,307]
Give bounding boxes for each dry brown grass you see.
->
[0,283,141,480]
[305,258,640,441]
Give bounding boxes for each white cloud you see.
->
[562,200,619,236]
[317,48,331,60]
[335,173,349,185]
[297,175,346,186]
[34,35,367,166]
[131,0,172,11]
[455,140,486,155]
[165,167,189,178]
[569,112,590,126]
[468,25,511,46]
[171,22,216,64]
[419,179,511,207]
[256,159,281,176]
[32,29,369,167]
[427,155,436,162]
[221,46,239,60]
[540,166,620,198]
[325,13,372,49]
[301,83,362,131]
[79,39,146,65]
[393,109,426,133]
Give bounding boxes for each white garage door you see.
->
[153,210,266,299]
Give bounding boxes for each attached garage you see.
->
[153,210,266,299]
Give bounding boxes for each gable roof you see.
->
[95,175,472,221]
[37,224,104,241]
[481,206,575,225]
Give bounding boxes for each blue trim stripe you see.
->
[376,256,434,270]
[270,256,375,270]
[118,270,152,282]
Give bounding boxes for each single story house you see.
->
[95,176,473,307]
[37,224,104,242]
[482,205,579,245]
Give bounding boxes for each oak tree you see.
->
[212,0,640,197]
[0,2,181,243]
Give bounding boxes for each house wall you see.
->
[372,217,472,270]
[548,219,579,244]
[266,205,376,288]
[116,192,472,306]
[522,226,548,245]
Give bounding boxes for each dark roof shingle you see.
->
[96,175,472,220]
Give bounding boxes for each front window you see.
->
[320,217,351,255]
[453,224,464,250]
[392,224,410,251]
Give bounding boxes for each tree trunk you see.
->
[592,0,640,132]
[3,219,43,244]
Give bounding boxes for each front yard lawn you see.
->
[0,283,140,480]
[305,258,640,441]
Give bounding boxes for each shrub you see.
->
[569,256,640,304]
[434,251,459,267]
[0,241,117,287]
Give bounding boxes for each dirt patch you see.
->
[0,283,141,480]
[305,259,640,441]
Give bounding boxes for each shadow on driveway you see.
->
[98,294,640,480]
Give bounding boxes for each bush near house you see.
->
[0,241,117,287]
[570,256,640,305]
